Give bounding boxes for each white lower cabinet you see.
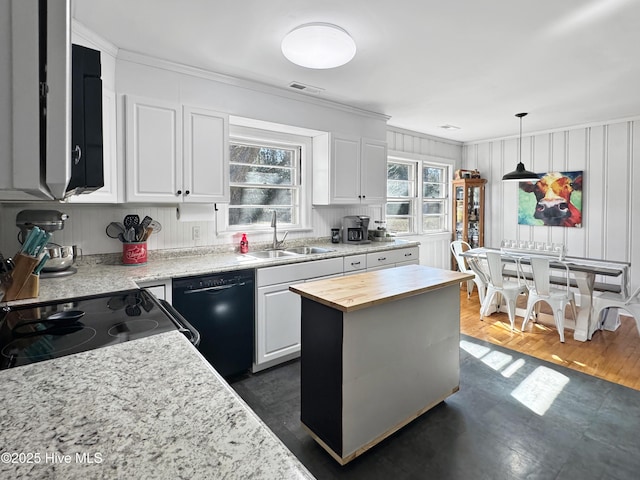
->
[254,258,343,372]
[256,282,302,371]
[366,246,419,271]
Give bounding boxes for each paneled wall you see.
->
[463,117,640,289]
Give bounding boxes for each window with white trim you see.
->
[386,157,449,234]
[225,126,309,231]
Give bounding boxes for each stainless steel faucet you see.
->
[271,210,288,249]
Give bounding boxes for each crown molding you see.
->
[116,49,390,122]
[71,19,119,57]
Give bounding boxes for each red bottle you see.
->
[240,233,249,254]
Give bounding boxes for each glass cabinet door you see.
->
[452,178,486,249]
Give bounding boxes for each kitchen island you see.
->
[289,264,473,465]
[0,331,313,480]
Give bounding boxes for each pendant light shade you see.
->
[502,112,538,182]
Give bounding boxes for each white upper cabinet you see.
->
[125,95,229,203]
[313,133,387,205]
[125,95,182,202]
[183,106,229,203]
[360,138,388,204]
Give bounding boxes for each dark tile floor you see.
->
[230,335,640,480]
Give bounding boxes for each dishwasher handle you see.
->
[159,299,201,347]
[183,284,238,294]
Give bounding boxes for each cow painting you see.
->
[518,171,583,227]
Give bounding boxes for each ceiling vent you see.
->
[288,82,324,95]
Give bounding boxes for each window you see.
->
[226,126,309,231]
[386,157,449,234]
[387,161,415,234]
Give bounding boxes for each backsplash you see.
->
[0,202,383,257]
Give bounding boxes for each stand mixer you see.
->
[15,210,78,278]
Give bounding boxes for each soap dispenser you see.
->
[240,233,249,254]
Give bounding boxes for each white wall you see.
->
[463,117,640,290]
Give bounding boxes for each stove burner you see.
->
[108,319,160,338]
[1,326,97,362]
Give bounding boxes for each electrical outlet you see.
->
[192,226,201,241]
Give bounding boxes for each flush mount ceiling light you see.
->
[281,23,356,69]
[502,112,539,182]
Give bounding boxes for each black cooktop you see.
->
[0,289,180,370]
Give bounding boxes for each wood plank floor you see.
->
[459,288,640,391]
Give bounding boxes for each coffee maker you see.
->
[342,216,370,244]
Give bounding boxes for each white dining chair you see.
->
[593,286,640,335]
[450,240,486,303]
[479,251,527,330]
[521,256,577,343]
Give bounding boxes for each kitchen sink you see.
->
[283,246,335,255]
[245,250,300,259]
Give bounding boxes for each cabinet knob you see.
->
[176,190,182,195]
[185,190,190,196]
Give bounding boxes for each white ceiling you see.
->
[72,0,640,143]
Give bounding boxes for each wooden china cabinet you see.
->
[452,178,487,254]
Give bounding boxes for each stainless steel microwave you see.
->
[0,0,103,201]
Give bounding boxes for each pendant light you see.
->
[502,112,538,182]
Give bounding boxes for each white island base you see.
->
[291,265,471,465]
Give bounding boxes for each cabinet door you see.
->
[125,95,182,202]
[183,106,229,203]
[256,283,302,367]
[331,134,361,204]
[360,138,387,205]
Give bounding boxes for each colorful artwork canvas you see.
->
[518,171,583,227]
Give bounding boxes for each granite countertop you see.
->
[290,264,473,312]
[0,331,314,480]
[2,239,419,306]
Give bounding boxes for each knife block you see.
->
[1,253,40,301]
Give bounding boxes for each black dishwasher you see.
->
[172,269,255,378]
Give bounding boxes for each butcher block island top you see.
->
[289,264,474,312]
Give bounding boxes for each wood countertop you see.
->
[289,264,473,313]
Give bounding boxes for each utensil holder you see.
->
[1,253,40,301]
[122,242,147,265]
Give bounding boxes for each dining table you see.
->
[460,247,631,341]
